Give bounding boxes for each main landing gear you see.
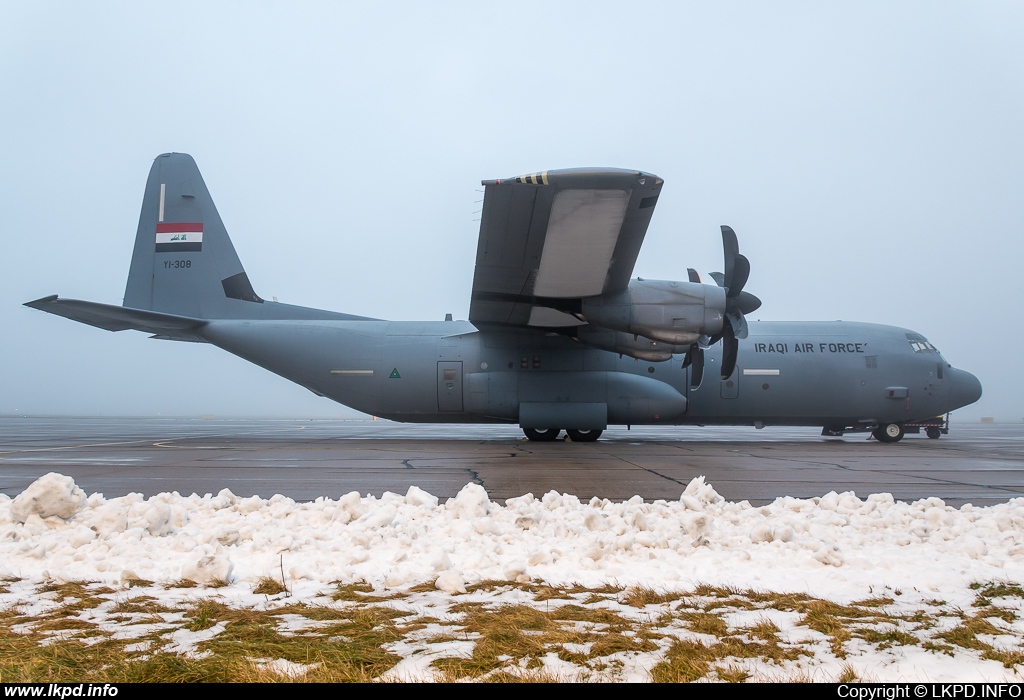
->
[522,428,603,442]
[872,422,905,443]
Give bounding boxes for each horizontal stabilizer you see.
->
[24,296,207,341]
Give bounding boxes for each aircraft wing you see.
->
[468,168,664,329]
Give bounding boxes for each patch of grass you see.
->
[836,664,859,682]
[922,640,956,655]
[463,579,512,593]
[702,596,757,612]
[716,664,752,682]
[331,581,403,602]
[124,578,153,589]
[971,581,1024,600]
[977,606,1016,623]
[744,590,815,608]
[185,599,231,632]
[678,611,729,637]
[533,584,580,601]
[982,649,1024,670]
[109,597,171,615]
[199,604,403,681]
[481,669,566,682]
[430,600,655,680]
[855,626,919,649]
[254,577,287,596]
[589,632,657,657]
[166,579,198,589]
[621,586,681,608]
[747,619,782,643]
[1,577,1015,682]
[692,584,740,599]
[550,604,630,629]
[650,639,713,682]
[37,581,111,612]
[767,598,892,658]
[272,604,357,623]
[936,616,1003,652]
[33,618,99,632]
[433,604,552,679]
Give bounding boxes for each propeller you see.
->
[681,341,704,389]
[683,226,762,386]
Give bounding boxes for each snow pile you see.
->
[10,472,85,523]
[0,472,1022,601]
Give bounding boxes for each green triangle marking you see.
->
[389,368,401,379]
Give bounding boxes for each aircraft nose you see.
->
[948,368,982,409]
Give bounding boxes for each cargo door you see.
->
[437,361,464,412]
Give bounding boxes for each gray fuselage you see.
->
[198,316,982,431]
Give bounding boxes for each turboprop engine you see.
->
[570,226,762,387]
[580,278,727,346]
[572,325,692,362]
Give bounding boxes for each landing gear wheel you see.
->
[523,428,560,442]
[873,423,905,443]
[926,427,941,439]
[566,429,603,442]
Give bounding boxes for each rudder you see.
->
[124,153,262,318]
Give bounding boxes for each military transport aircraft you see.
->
[26,153,982,443]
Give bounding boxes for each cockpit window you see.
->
[906,333,939,354]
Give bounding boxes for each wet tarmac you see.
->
[1,417,1022,506]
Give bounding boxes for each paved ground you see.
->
[1,418,1022,505]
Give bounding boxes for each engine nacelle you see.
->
[580,278,726,345]
[574,326,690,361]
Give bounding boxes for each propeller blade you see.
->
[700,226,758,379]
[687,268,701,283]
[690,345,704,389]
[729,254,750,297]
[726,308,749,340]
[721,324,739,380]
[735,290,761,315]
[721,225,738,289]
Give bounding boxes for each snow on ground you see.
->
[1,472,1023,681]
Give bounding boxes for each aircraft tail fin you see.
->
[123,153,262,318]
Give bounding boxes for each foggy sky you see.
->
[2,2,1021,421]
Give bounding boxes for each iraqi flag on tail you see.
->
[155,223,203,253]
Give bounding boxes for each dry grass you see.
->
[254,577,288,596]
[0,577,1020,681]
[620,586,682,608]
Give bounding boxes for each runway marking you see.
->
[152,441,249,450]
[0,440,153,456]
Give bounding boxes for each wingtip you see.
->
[24,294,58,308]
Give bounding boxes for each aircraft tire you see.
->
[566,429,602,442]
[523,428,561,442]
[873,423,905,443]
[926,427,941,439]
